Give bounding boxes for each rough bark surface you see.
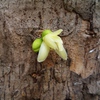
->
[0,0,100,100]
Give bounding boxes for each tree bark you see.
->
[0,0,100,100]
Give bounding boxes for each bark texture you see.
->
[0,0,100,100]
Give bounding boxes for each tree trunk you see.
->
[0,0,100,100]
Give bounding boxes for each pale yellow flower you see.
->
[37,29,67,62]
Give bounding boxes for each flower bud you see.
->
[32,38,42,52]
[41,29,52,38]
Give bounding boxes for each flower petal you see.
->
[37,42,50,62]
[55,47,67,60]
[43,34,58,50]
[52,29,63,36]
[52,36,63,51]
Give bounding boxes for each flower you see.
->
[37,29,67,62]
[43,29,64,50]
